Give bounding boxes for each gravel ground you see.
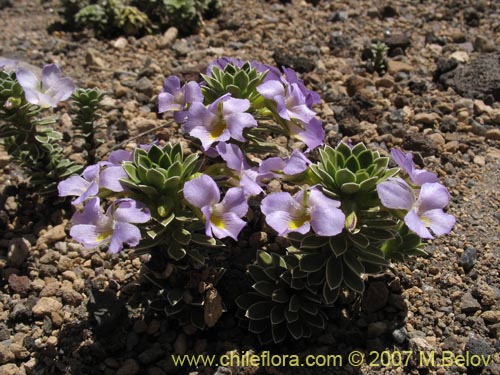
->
[0,0,499,374]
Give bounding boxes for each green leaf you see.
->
[253,281,275,297]
[302,310,325,329]
[270,305,286,325]
[234,70,249,89]
[343,252,365,275]
[167,243,187,261]
[248,319,268,334]
[173,228,191,245]
[246,301,273,320]
[271,322,287,343]
[235,292,262,310]
[146,168,167,190]
[329,235,348,257]
[271,288,289,304]
[351,142,367,156]
[299,253,326,272]
[345,155,361,172]
[167,289,184,305]
[257,250,273,267]
[357,150,374,168]
[326,255,343,290]
[284,308,299,323]
[336,142,352,160]
[323,283,340,304]
[359,176,378,192]
[190,233,222,247]
[343,264,365,294]
[335,168,356,185]
[300,234,329,249]
[340,182,360,194]
[287,320,303,340]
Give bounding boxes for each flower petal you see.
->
[377,178,414,210]
[308,189,344,236]
[108,222,142,253]
[114,199,151,223]
[411,169,439,185]
[210,211,246,241]
[220,187,248,217]
[288,118,324,151]
[70,224,108,249]
[82,164,100,181]
[71,197,104,225]
[417,182,450,212]
[158,92,181,113]
[183,81,204,104]
[107,150,132,165]
[58,176,91,198]
[184,174,220,209]
[182,102,216,133]
[240,169,263,196]
[16,68,39,91]
[261,192,293,216]
[163,76,181,93]
[99,166,127,192]
[421,209,455,236]
[226,112,257,142]
[283,150,310,175]
[404,209,433,239]
[41,64,62,90]
[221,97,250,115]
[216,142,244,170]
[257,80,285,100]
[49,77,75,104]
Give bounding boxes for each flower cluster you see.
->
[377,149,455,239]
[51,58,456,341]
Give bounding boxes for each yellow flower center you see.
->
[210,120,226,140]
[96,230,113,241]
[211,215,225,229]
[289,213,310,230]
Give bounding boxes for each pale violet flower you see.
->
[257,81,316,124]
[377,178,455,239]
[58,150,131,204]
[258,150,311,180]
[70,197,151,254]
[183,174,248,240]
[215,142,263,196]
[183,95,257,150]
[16,64,75,108]
[158,76,203,123]
[391,149,438,186]
[261,188,345,237]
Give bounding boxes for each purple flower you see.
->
[281,67,321,107]
[16,64,75,108]
[257,81,316,124]
[58,150,131,204]
[158,76,203,122]
[391,149,438,186]
[183,95,257,150]
[215,143,263,196]
[70,197,150,254]
[261,188,345,237]
[258,150,311,180]
[183,174,248,240]
[377,178,455,239]
[58,164,100,205]
[287,117,325,151]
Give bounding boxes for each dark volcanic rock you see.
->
[273,49,316,73]
[439,52,500,102]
